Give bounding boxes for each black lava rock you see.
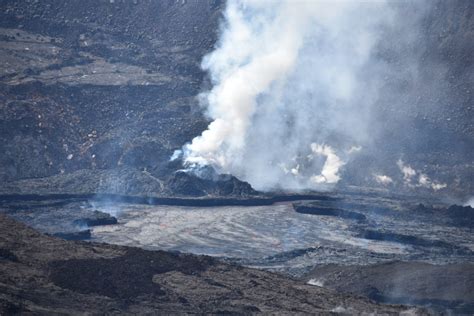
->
[73,210,118,227]
[53,230,91,241]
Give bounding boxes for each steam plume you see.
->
[181,0,436,192]
[397,159,447,191]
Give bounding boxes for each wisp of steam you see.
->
[178,0,441,192]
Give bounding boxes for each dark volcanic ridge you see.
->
[0,213,422,315]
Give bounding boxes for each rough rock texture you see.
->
[0,214,422,314]
[302,261,474,314]
[73,210,118,227]
[0,0,259,197]
[0,0,218,179]
[415,203,474,228]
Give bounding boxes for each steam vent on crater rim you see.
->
[0,0,473,315]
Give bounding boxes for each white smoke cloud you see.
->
[374,174,393,186]
[184,1,312,169]
[290,165,300,176]
[307,278,325,287]
[347,146,362,154]
[430,182,447,191]
[464,197,474,208]
[179,0,391,190]
[180,0,435,192]
[397,159,417,183]
[309,144,344,184]
[417,173,447,191]
[397,159,447,191]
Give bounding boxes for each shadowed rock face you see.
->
[293,202,367,222]
[73,210,118,227]
[0,214,419,314]
[49,248,213,300]
[52,229,91,241]
[0,248,17,262]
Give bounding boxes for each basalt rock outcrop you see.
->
[73,210,118,227]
